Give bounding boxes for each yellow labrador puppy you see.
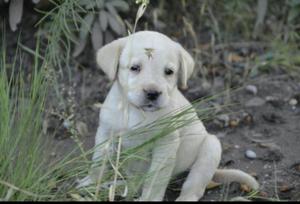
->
[78,31,259,201]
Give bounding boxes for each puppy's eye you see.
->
[165,68,174,76]
[130,65,141,73]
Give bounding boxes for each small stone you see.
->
[245,150,257,159]
[289,98,298,106]
[245,85,258,95]
[245,97,265,107]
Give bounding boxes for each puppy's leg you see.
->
[213,169,259,190]
[176,134,221,201]
[139,134,180,201]
[77,125,112,188]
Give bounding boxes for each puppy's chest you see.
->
[111,108,163,150]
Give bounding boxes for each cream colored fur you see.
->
[77,31,259,201]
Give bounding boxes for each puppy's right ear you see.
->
[96,37,127,81]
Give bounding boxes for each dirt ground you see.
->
[6,6,300,201]
[45,63,300,201]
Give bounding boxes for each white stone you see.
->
[245,149,257,159]
[245,85,258,95]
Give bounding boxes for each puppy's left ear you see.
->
[177,44,195,90]
[96,37,127,81]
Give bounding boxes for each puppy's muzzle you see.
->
[144,89,162,101]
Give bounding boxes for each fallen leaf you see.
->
[279,184,294,192]
[228,53,244,63]
[76,121,89,136]
[229,119,240,128]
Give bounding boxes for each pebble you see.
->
[245,97,265,107]
[245,85,258,95]
[234,145,240,149]
[245,149,257,159]
[289,98,298,106]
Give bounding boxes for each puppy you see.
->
[78,31,259,201]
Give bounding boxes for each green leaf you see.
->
[109,0,129,12]
[99,10,108,31]
[73,14,95,57]
[107,12,125,35]
[79,13,95,39]
[91,21,103,51]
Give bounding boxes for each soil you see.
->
[44,57,300,201]
[4,5,300,201]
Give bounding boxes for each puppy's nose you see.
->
[144,89,162,101]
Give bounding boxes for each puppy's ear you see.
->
[96,37,127,81]
[177,44,195,90]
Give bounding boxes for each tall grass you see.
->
[0,27,49,200]
[0,25,93,201]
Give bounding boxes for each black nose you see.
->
[144,89,162,101]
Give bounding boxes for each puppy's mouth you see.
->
[141,103,160,112]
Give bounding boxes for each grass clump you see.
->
[0,28,50,200]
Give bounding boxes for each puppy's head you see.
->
[96,31,194,112]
